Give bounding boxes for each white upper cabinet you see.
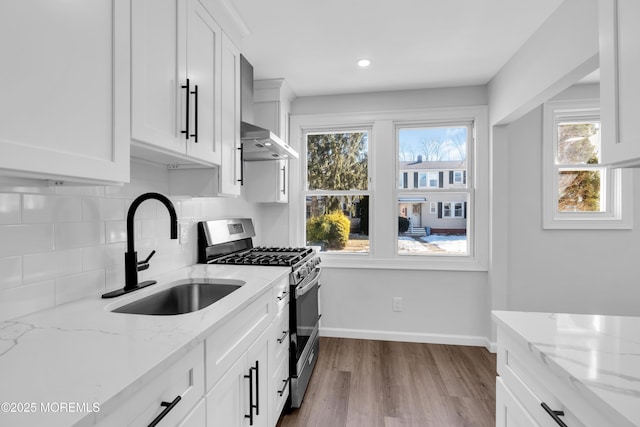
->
[245,79,295,203]
[131,0,222,166]
[600,0,640,167]
[0,0,130,184]
[218,32,242,197]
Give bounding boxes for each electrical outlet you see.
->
[392,297,403,312]
[179,223,189,244]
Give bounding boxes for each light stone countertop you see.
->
[493,310,640,426]
[0,264,290,427]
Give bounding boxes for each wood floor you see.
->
[277,337,497,427]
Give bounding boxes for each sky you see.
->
[398,126,467,161]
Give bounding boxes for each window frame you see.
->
[542,99,633,229]
[289,106,489,271]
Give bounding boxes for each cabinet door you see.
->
[218,32,242,196]
[245,160,289,203]
[247,328,270,427]
[207,354,248,427]
[0,0,129,184]
[131,0,185,155]
[600,0,640,166]
[184,0,222,164]
[496,378,540,427]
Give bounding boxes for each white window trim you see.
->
[289,106,489,272]
[542,99,633,229]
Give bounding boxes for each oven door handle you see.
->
[296,267,321,298]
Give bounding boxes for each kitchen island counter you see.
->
[493,310,640,426]
[0,264,289,426]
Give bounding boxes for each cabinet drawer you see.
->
[273,276,290,312]
[271,354,290,426]
[271,305,290,365]
[496,377,540,427]
[498,329,588,427]
[96,342,205,427]
[205,289,273,390]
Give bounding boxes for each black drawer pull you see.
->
[277,330,289,344]
[244,366,254,425]
[190,84,198,142]
[541,402,567,427]
[148,395,181,427]
[181,79,190,140]
[277,378,288,396]
[277,290,288,301]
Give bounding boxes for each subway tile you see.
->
[23,248,83,284]
[0,257,22,291]
[0,224,54,258]
[22,194,82,223]
[53,185,105,197]
[0,193,21,224]
[55,269,105,305]
[54,222,105,249]
[105,220,127,244]
[105,265,125,292]
[83,243,125,271]
[0,280,55,322]
[82,197,125,222]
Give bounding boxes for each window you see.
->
[543,100,632,229]
[290,106,489,271]
[304,129,370,253]
[397,124,471,256]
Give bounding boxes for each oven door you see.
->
[291,266,321,373]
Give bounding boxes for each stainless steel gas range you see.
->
[197,218,321,409]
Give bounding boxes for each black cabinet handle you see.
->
[244,367,254,425]
[277,378,288,396]
[237,145,244,185]
[541,402,567,427]
[277,290,288,301]
[190,84,198,142]
[181,79,190,140]
[277,330,289,344]
[254,361,260,415]
[148,395,181,427]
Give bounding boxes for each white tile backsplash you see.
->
[55,222,105,249]
[0,280,55,322]
[55,269,105,305]
[0,256,22,291]
[0,194,21,224]
[22,194,82,223]
[0,224,54,257]
[23,248,83,284]
[0,159,264,321]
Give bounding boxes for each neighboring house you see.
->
[398,156,467,235]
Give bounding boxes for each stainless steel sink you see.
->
[112,278,244,315]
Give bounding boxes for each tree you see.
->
[307,132,368,214]
[557,123,601,212]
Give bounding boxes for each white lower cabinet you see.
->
[97,277,291,427]
[178,399,206,427]
[496,327,606,427]
[95,342,205,427]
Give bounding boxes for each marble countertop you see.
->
[492,310,640,426]
[0,264,289,427]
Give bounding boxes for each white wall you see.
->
[0,159,263,322]
[290,86,493,347]
[503,85,640,316]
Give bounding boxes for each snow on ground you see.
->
[398,234,467,254]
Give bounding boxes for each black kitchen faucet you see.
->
[102,192,178,298]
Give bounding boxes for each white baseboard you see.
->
[320,327,496,353]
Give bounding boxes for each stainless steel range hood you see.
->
[240,55,298,161]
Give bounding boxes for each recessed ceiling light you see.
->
[357,59,371,68]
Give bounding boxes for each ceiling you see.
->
[231,0,566,97]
